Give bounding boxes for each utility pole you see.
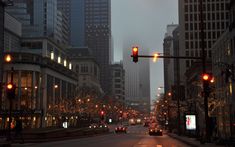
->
[200,0,210,141]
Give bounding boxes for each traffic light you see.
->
[202,73,214,97]
[100,110,105,120]
[132,47,138,63]
[202,73,214,83]
[6,83,16,99]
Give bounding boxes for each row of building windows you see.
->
[184,3,230,12]
[184,0,229,3]
[185,12,229,22]
[185,40,216,49]
[185,22,229,31]
[185,31,223,40]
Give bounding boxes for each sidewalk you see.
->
[168,133,224,147]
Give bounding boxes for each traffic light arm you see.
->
[131,55,202,60]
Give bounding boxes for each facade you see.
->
[68,47,103,97]
[84,0,112,95]
[178,0,230,83]
[57,0,85,46]
[6,0,69,46]
[211,1,235,137]
[211,29,234,138]
[55,10,69,46]
[123,42,150,114]
[111,62,125,102]
[1,37,78,129]
[4,12,22,52]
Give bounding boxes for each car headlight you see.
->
[89,126,91,128]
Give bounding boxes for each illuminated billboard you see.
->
[185,114,196,130]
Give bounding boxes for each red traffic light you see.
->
[202,73,214,83]
[202,74,210,81]
[132,47,138,63]
[100,111,105,115]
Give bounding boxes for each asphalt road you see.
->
[13,125,189,147]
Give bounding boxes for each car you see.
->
[148,126,163,136]
[98,123,109,131]
[99,124,108,128]
[89,123,98,129]
[115,125,127,133]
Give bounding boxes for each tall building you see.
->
[178,0,230,83]
[123,42,150,114]
[57,0,85,46]
[163,24,178,95]
[84,0,112,95]
[6,0,69,46]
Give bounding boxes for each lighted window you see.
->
[230,83,233,95]
[58,56,61,63]
[64,60,67,67]
[50,51,54,60]
[69,63,72,70]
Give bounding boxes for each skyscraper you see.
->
[84,0,112,95]
[6,0,69,45]
[163,24,178,95]
[57,0,85,47]
[178,0,230,83]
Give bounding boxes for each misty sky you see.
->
[111,0,178,101]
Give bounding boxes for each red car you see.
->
[115,125,127,133]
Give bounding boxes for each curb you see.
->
[168,133,198,147]
[12,130,111,144]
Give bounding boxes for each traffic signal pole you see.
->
[200,0,210,142]
[7,67,14,141]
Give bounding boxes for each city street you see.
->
[13,125,189,147]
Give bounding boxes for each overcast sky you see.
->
[111,0,178,101]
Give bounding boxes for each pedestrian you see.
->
[14,117,24,144]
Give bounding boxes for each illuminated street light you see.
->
[54,85,58,89]
[153,53,159,62]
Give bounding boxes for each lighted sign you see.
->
[185,115,196,130]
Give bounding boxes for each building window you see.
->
[69,63,72,70]
[58,56,61,63]
[50,51,54,60]
[64,60,67,67]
